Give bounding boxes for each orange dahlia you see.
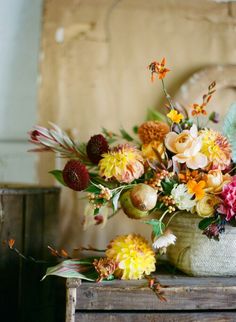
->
[138,121,170,144]
[200,129,232,170]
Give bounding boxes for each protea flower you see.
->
[106,234,156,280]
[28,123,82,158]
[62,160,89,191]
[99,144,144,183]
[86,134,109,164]
[200,129,232,170]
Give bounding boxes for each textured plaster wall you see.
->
[39,0,236,249]
[0,0,43,182]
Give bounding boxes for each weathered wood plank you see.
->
[66,279,81,322]
[75,274,236,310]
[0,194,23,321]
[0,186,62,322]
[75,312,236,322]
[42,188,60,258]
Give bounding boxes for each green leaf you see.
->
[133,125,139,134]
[223,103,236,162]
[49,170,67,186]
[161,179,177,195]
[144,219,165,238]
[112,190,122,212]
[146,109,167,122]
[120,128,134,141]
[198,217,215,230]
[42,259,97,281]
[85,184,101,194]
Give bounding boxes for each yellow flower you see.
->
[106,234,156,280]
[141,140,165,161]
[200,129,232,170]
[196,194,220,218]
[99,144,144,183]
[167,109,184,123]
[187,180,206,200]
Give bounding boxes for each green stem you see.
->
[159,209,169,223]
[158,209,170,234]
[196,116,200,130]
[165,210,182,227]
[161,79,175,110]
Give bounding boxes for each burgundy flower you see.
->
[86,134,109,164]
[218,176,236,221]
[62,160,89,191]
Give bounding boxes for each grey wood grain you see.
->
[75,274,236,310]
[75,312,236,322]
[0,187,62,322]
[0,194,23,321]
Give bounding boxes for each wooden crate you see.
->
[0,184,64,322]
[66,271,236,322]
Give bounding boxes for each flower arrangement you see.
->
[28,58,236,283]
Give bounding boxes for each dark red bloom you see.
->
[86,134,109,164]
[203,222,225,240]
[62,160,89,191]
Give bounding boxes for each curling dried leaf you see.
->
[42,259,97,281]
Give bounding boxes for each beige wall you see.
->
[38,0,236,250]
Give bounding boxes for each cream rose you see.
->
[205,169,232,193]
[196,194,219,218]
[165,124,208,170]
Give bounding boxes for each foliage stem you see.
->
[161,79,175,110]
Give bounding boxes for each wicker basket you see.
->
[166,212,236,276]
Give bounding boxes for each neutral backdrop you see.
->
[2,0,236,251]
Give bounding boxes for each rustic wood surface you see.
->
[74,273,236,311]
[0,193,23,322]
[66,279,81,322]
[0,186,63,322]
[75,312,236,322]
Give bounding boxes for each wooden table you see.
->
[66,271,236,322]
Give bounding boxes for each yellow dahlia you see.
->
[200,129,232,170]
[106,234,156,280]
[99,144,144,183]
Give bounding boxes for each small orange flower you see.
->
[191,103,207,116]
[178,169,202,184]
[191,81,216,117]
[8,239,15,249]
[187,180,206,200]
[148,58,170,81]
